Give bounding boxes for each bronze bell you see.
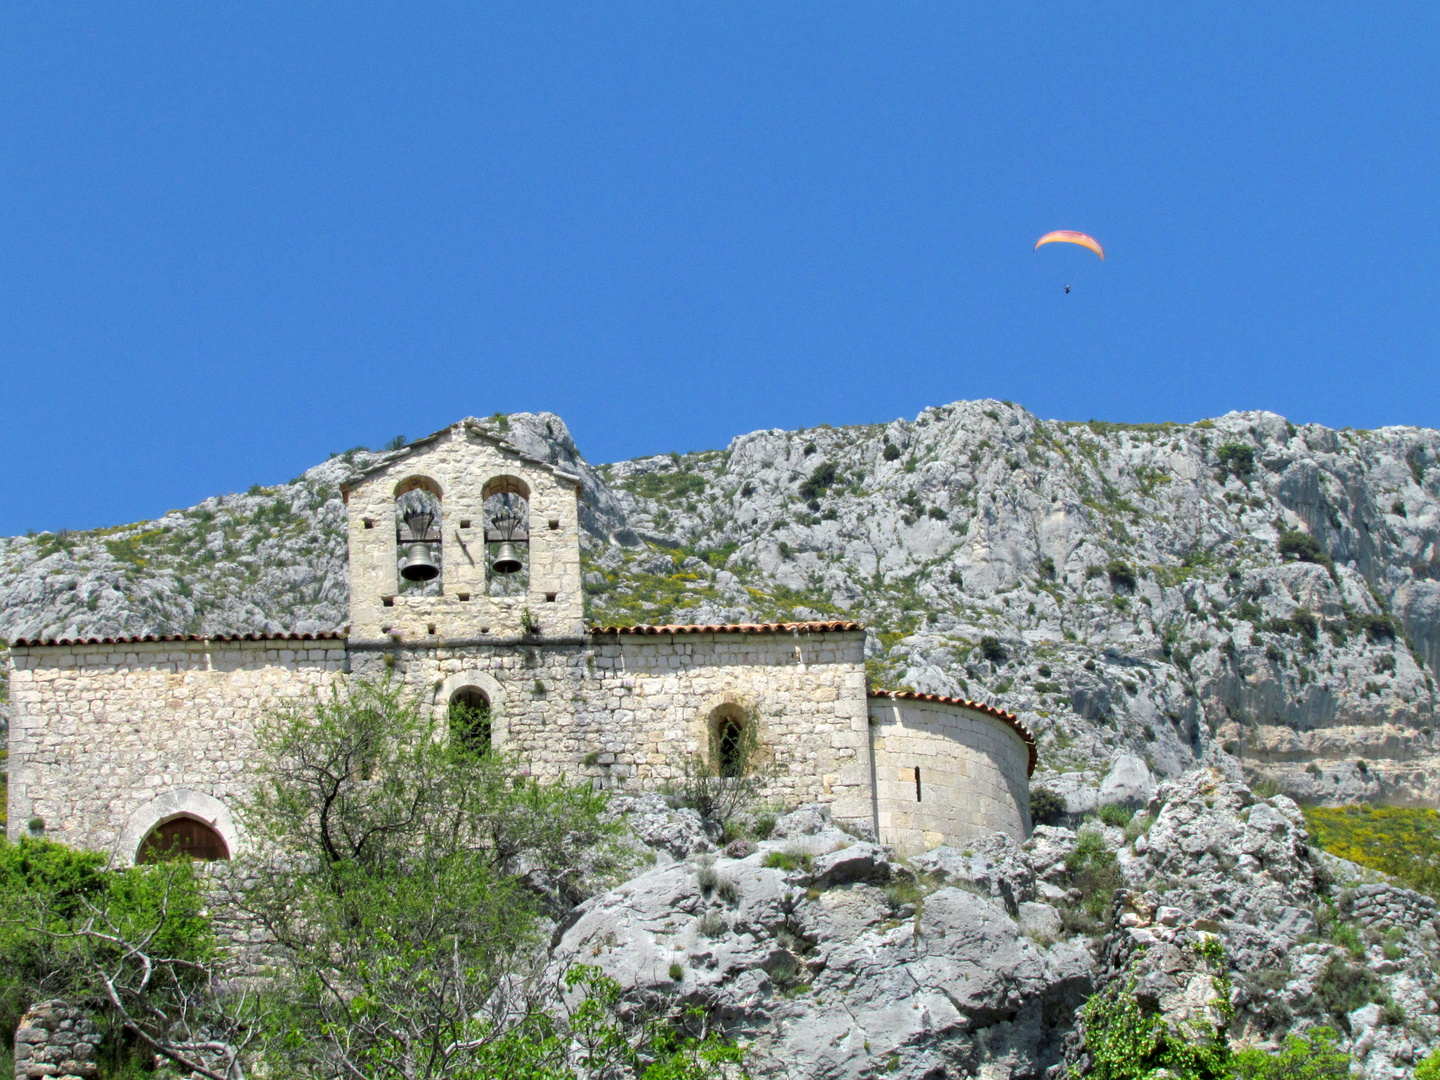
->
[400,541,440,581]
[491,541,523,575]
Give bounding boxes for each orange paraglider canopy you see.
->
[1034,230,1105,260]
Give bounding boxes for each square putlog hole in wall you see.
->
[548,519,560,531]
[545,592,557,602]
[459,519,472,529]
[457,592,471,602]
[382,597,395,608]
[363,518,375,529]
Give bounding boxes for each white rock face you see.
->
[556,806,1093,1080]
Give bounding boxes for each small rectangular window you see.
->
[459,519,472,529]
[548,519,560,530]
[363,518,375,529]
[914,767,922,802]
[457,592,471,602]
[382,597,394,608]
[427,624,437,635]
[545,592,557,603]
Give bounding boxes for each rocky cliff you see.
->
[5,401,1439,808]
[563,774,1438,1079]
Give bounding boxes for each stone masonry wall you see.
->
[6,639,346,857]
[13,1000,101,1080]
[359,627,874,826]
[345,421,585,642]
[868,698,1032,857]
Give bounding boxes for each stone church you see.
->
[5,418,1035,863]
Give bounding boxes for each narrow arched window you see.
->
[449,687,492,757]
[137,817,230,864]
[716,716,746,778]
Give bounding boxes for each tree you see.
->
[231,677,639,1079]
[4,836,250,1079]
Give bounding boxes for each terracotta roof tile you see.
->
[7,631,345,648]
[868,689,1038,776]
[589,620,864,636]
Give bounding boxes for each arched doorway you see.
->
[137,816,230,864]
[449,687,492,757]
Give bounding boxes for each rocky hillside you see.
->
[563,772,1439,1079]
[5,402,1440,809]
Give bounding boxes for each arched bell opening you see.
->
[449,687,493,758]
[709,705,752,778]
[395,480,443,596]
[482,476,530,598]
[136,815,231,864]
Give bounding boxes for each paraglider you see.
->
[1034,230,1105,260]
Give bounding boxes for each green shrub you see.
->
[1417,1047,1440,1080]
[798,461,837,501]
[1107,559,1137,591]
[1216,443,1255,478]
[883,443,901,461]
[669,961,684,981]
[1353,612,1396,642]
[1065,831,1123,922]
[1030,787,1067,826]
[0,837,213,1061]
[1278,530,1334,573]
[978,636,1006,663]
[1080,980,1230,1080]
[1315,956,1380,1023]
[751,813,777,840]
[1232,1027,1352,1079]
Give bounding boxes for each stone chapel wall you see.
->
[5,638,345,859]
[362,626,872,825]
[867,696,1033,857]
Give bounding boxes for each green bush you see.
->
[1216,443,1255,478]
[882,443,902,461]
[1080,980,1230,1080]
[762,851,812,872]
[1030,787,1067,826]
[1065,831,1123,922]
[0,837,213,1069]
[1278,530,1334,573]
[1315,956,1380,1024]
[1107,559,1137,591]
[1417,1046,1440,1080]
[1353,612,1396,642]
[798,462,837,501]
[1232,1027,1352,1080]
[978,635,1006,662]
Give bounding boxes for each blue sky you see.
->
[3,6,1439,534]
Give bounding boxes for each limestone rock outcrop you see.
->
[556,804,1094,1080]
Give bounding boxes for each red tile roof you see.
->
[6,632,345,648]
[868,690,1038,775]
[589,620,864,636]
